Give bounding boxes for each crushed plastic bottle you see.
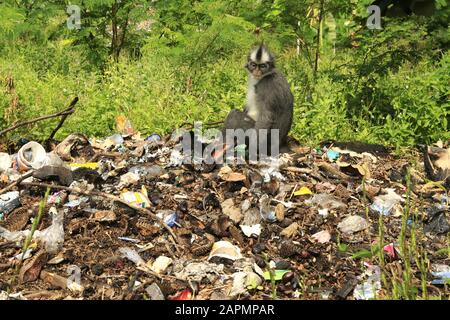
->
[119,247,145,266]
[0,191,21,215]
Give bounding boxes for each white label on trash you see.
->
[67,265,82,292]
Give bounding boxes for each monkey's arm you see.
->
[254,109,277,154]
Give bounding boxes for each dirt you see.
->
[0,133,449,300]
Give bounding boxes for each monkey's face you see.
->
[246,45,275,80]
[246,61,273,80]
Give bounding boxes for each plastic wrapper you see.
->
[306,193,346,210]
[337,215,369,234]
[370,188,402,216]
[120,190,150,208]
[34,207,64,254]
[208,241,242,262]
[0,226,31,243]
[119,247,145,266]
[0,153,12,172]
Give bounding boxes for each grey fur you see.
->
[224,45,294,154]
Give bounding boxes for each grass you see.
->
[373,167,446,300]
[11,188,50,285]
[348,164,449,300]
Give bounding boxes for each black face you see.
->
[246,60,273,79]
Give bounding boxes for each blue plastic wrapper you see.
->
[327,150,340,161]
[146,134,161,143]
[164,212,178,227]
[260,209,277,222]
[431,271,450,285]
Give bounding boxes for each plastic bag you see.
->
[34,207,64,254]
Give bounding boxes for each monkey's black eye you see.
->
[250,62,257,69]
[260,63,268,70]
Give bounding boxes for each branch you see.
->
[0,171,34,195]
[47,97,79,141]
[0,97,79,137]
[19,181,180,246]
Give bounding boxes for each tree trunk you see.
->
[313,0,325,79]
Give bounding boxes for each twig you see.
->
[19,181,180,246]
[0,262,14,272]
[283,167,313,174]
[0,171,33,195]
[317,162,352,181]
[0,100,77,137]
[47,97,79,141]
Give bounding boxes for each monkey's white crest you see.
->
[250,46,272,64]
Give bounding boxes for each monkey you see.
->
[222,44,294,156]
[421,145,450,188]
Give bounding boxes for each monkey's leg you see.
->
[222,109,255,150]
[253,113,277,158]
[224,109,255,130]
[203,110,253,163]
[212,109,256,162]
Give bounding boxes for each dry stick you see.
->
[0,110,74,137]
[47,97,79,141]
[19,181,180,247]
[177,120,224,131]
[317,162,352,181]
[0,171,33,195]
[0,262,14,272]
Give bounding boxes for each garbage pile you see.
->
[0,123,449,300]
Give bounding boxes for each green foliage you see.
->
[0,0,448,148]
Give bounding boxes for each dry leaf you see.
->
[221,199,242,223]
[280,222,300,238]
[275,203,285,221]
